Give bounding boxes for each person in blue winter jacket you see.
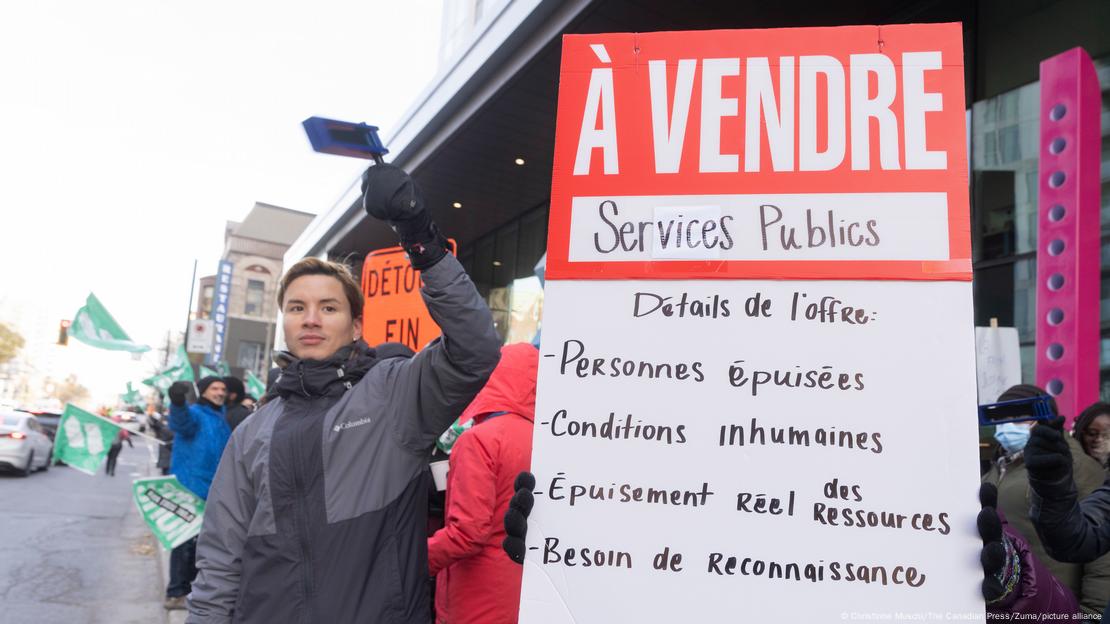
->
[164,375,232,611]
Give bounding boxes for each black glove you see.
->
[361,164,448,271]
[503,471,535,564]
[978,483,1010,602]
[167,382,191,407]
[1024,417,1072,484]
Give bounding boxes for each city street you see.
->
[0,440,170,624]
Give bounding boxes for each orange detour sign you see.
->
[360,243,456,352]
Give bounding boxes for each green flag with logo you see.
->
[217,361,232,377]
[143,345,195,400]
[246,370,266,400]
[120,382,143,408]
[55,404,123,475]
[68,293,151,353]
[131,476,206,550]
[199,364,219,380]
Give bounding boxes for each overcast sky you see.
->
[0,0,444,403]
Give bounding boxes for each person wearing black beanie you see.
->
[163,375,230,611]
[195,376,222,401]
[221,376,250,431]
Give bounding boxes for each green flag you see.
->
[168,344,189,369]
[120,382,143,407]
[435,417,475,455]
[131,476,206,550]
[143,346,195,390]
[246,370,266,400]
[55,404,123,475]
[199,365,219,380]
[143,345,195,404]
[217,361,232,377]
[68,293,151,353]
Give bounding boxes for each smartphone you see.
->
[978,395,1056,426]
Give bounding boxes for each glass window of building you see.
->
[460,204,548,345]
[237,341,264,373]
[245,279,265,317]
[200,286,214,319]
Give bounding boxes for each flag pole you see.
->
[184,259,199,393]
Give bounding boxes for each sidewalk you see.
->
[142,439,188,624]
[158,536,187,624]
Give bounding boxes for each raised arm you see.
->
[360,164,500,450]
[168,382,199,439]
[388,254,500,450]
[1027,418,1110,563]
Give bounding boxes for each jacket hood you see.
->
[459,343,538,425]
[268,340,414,401]
[222,376,246,402]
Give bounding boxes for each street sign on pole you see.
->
[187,319,215,355]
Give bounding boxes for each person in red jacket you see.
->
[428,342,538,624]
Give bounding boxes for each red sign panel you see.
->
[545,23,970,281]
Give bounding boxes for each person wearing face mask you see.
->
[183,164,501,623]
[1073,402,1110,469]
[982,384,1110,617]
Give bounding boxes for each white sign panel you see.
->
[974,327,1022,405]
[523,280,981,622]
[186,319,214,354]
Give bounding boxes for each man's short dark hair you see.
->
[278,258,363,319]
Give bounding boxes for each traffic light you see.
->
[57,319,70,346]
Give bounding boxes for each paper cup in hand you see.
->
[430,460,449,491]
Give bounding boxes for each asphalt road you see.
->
[0,440,169,624]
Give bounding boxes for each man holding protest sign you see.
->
[165,376,231,610]
[183,164,500,623]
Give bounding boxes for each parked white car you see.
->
[0,410,54,476]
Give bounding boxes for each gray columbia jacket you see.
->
[186,255,501,624]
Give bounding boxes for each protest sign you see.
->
[55,404,123,475]
[361,243,456,351]
[521,24,980,622]
[131,476,206,550]
[974,326,1021,405]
